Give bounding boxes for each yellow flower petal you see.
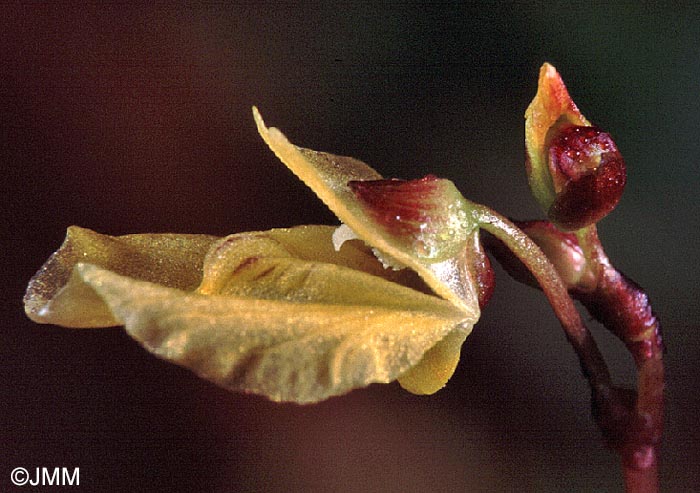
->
[71,256,470,402]
[397,328,468,395]
[24,226,218,327]
[253,107,480,320]
[25,225,473,401]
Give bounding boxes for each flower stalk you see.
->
[475,204,665,492]
[475,207,612,389]
[574,225,664,493]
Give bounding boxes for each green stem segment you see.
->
[474,206,611,390]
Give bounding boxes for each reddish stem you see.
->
[575,226,664,493]
[485,220,664,492]
[623,458,659,493]
[474,207,612,390]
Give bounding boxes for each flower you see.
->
[24,109,484,403]
[525,63,626,231]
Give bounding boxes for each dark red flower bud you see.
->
[525,64,627,231]
[547,125,626,230]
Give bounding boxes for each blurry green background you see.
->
[2,3,698,491]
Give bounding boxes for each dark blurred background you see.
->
[2,2,699,492]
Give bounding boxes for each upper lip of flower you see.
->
[253,106,481,319]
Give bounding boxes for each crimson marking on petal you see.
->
[348,175,446,239]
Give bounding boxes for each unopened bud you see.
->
[547,125,626,230]
[525,63,627,231]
